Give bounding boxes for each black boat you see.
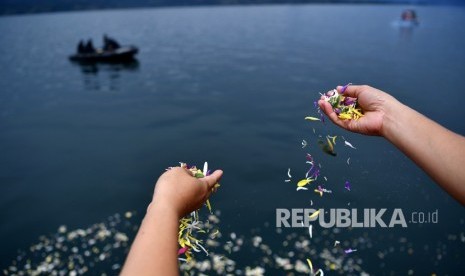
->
[69,46,138,63]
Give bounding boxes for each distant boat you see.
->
[399,9,419,27]
[69,46,138,63]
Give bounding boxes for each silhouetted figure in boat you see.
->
[103,34,121,52]
[84,39,96,54]
[77,40,85,54]
[401,9,418,25]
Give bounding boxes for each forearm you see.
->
[121,203,180,276]
[382,101,465,205]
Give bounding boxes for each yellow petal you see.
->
[297,179,312,187]
[328,135,337,144]
[326,137,334,152]
[338,113,352,120]
[309,210,320,219]
[307,258,314,274]
[305,116,321,121]
[206,200,212,213]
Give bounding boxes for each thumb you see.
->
[201,170,223,189]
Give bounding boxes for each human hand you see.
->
[318,85,399,136]
[149,167,223,218]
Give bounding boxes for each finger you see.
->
[201,170,223,189]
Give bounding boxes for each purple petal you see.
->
[313,101,318,108]
[306,154,313,162]
[312,169,320,178]
[341,83,352,94]
[206,170,211,176]
[344,180,351,191]
[343,97,355,106]
[334,108,341,115]
[178,247,188,255]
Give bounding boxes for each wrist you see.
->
[147,199,181,220]
[380,97,408,140]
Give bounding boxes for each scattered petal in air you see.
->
[307,258,314,275]
[318,139,336,156]
[297,179,312,187]
[323,176,328,181]
[327,135,337,145]
[202,162,208,177]
[287,168,292,178]
[195,241,209,256]
[310,200,313,206]
[308,224,313,239]
[316,185,332,195]
[344,248,357,254]
[334,240,340,247]
[302,140,308,148]
[178,247,188,255]
[284,179,291,183]
[315,269,324,276]
[309,210,320,220]
[206,200,212,213]
[345,181,351,191]
[344,140,357,149]
[296,187,309,191]
[305,116,321,121]
[306,153,313,162]
[347,157,350,165]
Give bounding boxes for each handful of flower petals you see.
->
[173,162,220,263]
[322,85,364,120]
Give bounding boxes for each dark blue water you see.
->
[1,4,464,274]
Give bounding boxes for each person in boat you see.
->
[84,39,95,54]
[401,9,418,24]
[103,34,121,52]
[77,40,85,54]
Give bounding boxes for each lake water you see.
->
[1,4,464,275]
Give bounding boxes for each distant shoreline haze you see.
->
[0,0,463,16]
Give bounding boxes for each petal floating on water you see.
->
[344,248,357,254]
